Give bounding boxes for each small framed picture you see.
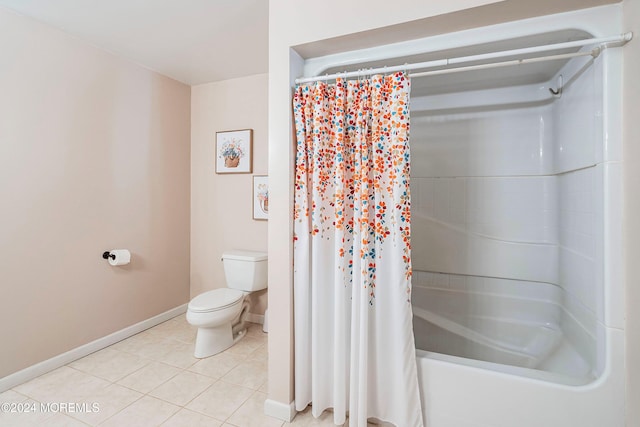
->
[216,129,252,174]
[253,175,269,220]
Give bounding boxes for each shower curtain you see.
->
[293,72,423,427]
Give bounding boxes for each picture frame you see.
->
[253,175,269,220]
[215,129,253,174]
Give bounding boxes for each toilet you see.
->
[186,250,267,358]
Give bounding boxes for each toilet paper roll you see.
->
[108,249,131,266]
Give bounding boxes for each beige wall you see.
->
[0,8,191,379]
[191,74,268,315]
[623,0,640,425]
[270,0,500,49]
[267,0,630,411]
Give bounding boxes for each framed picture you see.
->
[216,129,252,174]
[253,175,269,220]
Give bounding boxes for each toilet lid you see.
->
[189,288,244,313]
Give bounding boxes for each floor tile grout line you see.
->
[65,358,154,385]
[68,359,185,425]
[93,393,145,427]
[218,379,263,424]
[6,320,272,427]
[145,370,217,409]
[175,382,228,424]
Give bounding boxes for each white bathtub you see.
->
[412,278,593,384]
[414,332,624,427]
[410,273,625,425]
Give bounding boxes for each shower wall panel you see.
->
[411,104,553,178]
[410,59,605,375]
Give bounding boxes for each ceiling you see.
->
[0,0,269,85]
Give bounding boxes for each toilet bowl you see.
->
[187,288,248,358]
[187,250,267,358]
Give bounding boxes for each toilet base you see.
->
[194,324,232,358]
[193,323,248,358]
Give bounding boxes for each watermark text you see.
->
[1,401,100,414]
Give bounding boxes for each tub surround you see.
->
[405,7,623,425]
[410,35,614,384]
[623,0,640,424]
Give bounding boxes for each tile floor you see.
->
[0,315,376,427]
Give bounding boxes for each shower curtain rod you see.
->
[409,49,599,78]
[294,32,633,84]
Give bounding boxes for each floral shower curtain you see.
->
[293,72,423,427]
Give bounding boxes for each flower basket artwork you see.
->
[215,129,252,174]
[253,175,268,220]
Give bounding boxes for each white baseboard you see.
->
[264,399,296,422]
[0,304,188,392]
[246,313,265,324]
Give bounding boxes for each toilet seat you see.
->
[188,288,244,313]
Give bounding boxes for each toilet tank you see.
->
[222,250,268,292]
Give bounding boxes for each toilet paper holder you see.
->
[102,249,131,266]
